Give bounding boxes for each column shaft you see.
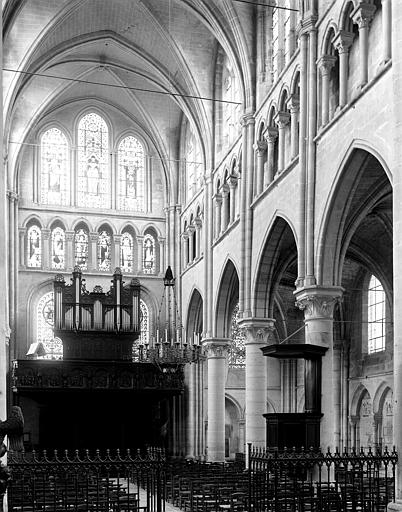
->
[382,0,391,63]
[264,128,278,186]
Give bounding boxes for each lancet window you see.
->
[40,128,69,206]
[37,291,63,359]
[368,275,386,354]
[118,136,145,212]
[143,234,155,274]
[98,229,112,271]
[229,302,246,367]
[27,225,42,268]
[120,232,134,273]
[74,227,89,270]
[51,227,65,270]
[77,113,110,208]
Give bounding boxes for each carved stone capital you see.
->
[263,126,278,144]
[113,234,122,244]
[181,232,189,241]
[352,3,376,28]
[228,174,239,189]
[274,111,291,129]
[237,318,276,345]
[240,113,255,127]
[65,230,75,241]
[202,338,231,358]
[287,94,300,113]
[213,192,223,204]
[194,217,202,229]
[253,140,268,155]
[89,232,99,243]
[317,55,337,76]
[294,286,343,320]
[41,228,51,240]
[220,183,230,196]
[7,190,19,203]
[332,30,354,54]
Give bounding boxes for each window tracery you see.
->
[77,113,110,209]
[37,291,63,360]
[40,128,69,206]
[143,234,155,274]
[140,299,149,345]
[74,227,89,270]
[51,227,65,270]
[118,136,145,212]
[27,225,42,268]
[120,232,134,273]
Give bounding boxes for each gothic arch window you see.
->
[143,233,156,274]
[37,291,63,359]
[74,225,89,270]
[120,231,134,273]
[27,224,42,268]
[51,226,65,270]
[77,112,110,209]
[118,135,145,212]
[222,59,241,147]
[368,275,386,354]
[229,302,246,367]
[40,127,69,205]
[98,227,112,272]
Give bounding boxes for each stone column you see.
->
[213,193,222,239]
[42,228,51,270]
[18,228,26,268]
[137,235,143,273]
[295,286,343,449]
[352,3,376,88]
[188,226,195,263]
[65,231,74,270]
[238,318,276,451]
[113,234,121,270]
[221,184,230,233]
[182,233,189,268]
[186,363,197,458]
[274,111,291,174]
[318,56,336,126]
[390,2,402,507]
[203,338,231,461]
[263,127,278,186]
[333,31,354,108]
[89,232,98,271]
[254,141,267,196]
[194,218,202,258]
[287,94,300,159]
[228,175,238,223]
[381,0,391,65]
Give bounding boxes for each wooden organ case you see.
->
[53,266,140,360]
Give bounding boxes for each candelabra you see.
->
[133,266,204,365]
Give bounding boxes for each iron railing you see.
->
[248,445,398,512]
[7,448,166,512]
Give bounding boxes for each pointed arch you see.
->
[215,259,239,338]
[186,288,203,341]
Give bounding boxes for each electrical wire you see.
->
[3,68,242,105]
[232,0,299,12]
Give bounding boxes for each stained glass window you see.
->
[40,128,69,205]
[222,59,240,147]
[77,113,110,208]
[120,232,134,272]
[27,225,42,268]
[143,234,155,274]
[98,230,112,271]
[368,275,386,354]
[74,227,88,270]
[229,302,246,367]
[51,227,65,270]
[37,291,63,359]
[118,136,145,211]
[185,127,203,201]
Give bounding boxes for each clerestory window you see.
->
[367,275,386,354]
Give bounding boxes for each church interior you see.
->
[2,1,402,499]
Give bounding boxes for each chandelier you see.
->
[133,267,204,366]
